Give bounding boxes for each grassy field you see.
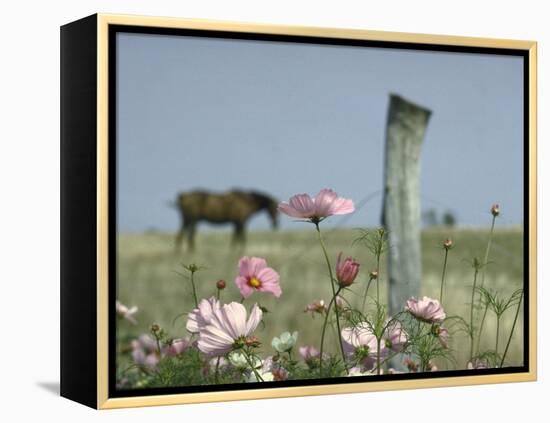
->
[116,225,524,370]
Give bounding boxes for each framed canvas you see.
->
[60,13,537,409]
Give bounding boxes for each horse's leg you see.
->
[231,222,241,245]
[175,219,187,253]
[232,222,246,248]
[187,223,197,252]
[239,223,247,246]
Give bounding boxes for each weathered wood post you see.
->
[382,94,432,316]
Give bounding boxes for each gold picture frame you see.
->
[60,13,537,409]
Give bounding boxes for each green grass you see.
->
[116,225,524,374]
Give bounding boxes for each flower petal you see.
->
[238,256,252,277]
[221,302,247,339]
[235,275,255,298]
[186,310,199,333]
[278,202,307,218]
[248,257,267,276]
[246,303,263,334]
[314,189,338,217]
[329,197,355,215]
[257,267,280,286]
[259,281,282,298]
[288,193,315,216]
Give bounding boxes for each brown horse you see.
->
[174,189,279,251]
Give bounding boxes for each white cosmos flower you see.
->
[347,366,382,376]
[246,370,275,382]
[186,297,220,334]
[228,351,262,370]
[116,300,138,325]
[271,331,298,353]
[197,302,263,356]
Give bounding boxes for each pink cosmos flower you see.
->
[186,297,221,334]
[405,296,446,323]
[299,345,321,361]
[132,333,192,366]
[165,338,191,356]
[278,189,355,221]
[272,366,289,381]
[384,320,408,352]
[235,256,281,298]
[197,302,263,356]
[336,253,360,287]
[131,335,160,369]
[341,323,386,363]
[437,326,450,349]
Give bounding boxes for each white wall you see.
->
[1,0,546,421]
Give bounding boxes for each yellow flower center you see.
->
[248,276,262,288]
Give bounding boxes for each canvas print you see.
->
[113,30,526,392]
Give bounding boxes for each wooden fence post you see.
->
[382,94,432,316]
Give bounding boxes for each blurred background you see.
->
[116,32,524,369]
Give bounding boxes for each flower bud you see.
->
[336,252,360,287]
[491,204,500,217]
[369,269,379,280]
[404,358,418,372]
[216,279,226,290]
[427,361,438,372]
[151,324,160,333]
[272,367,289,381]
[335,295,346,311]
[438,326,450,349]
[304,300,326,315]
[245,336,261,348]
[443,238,453,250]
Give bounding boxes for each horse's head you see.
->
[248,191,279,230]
[267,199,279,230]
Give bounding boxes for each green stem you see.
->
[190,271,198,308]
[155,336,162,356]
[479,216,496,294]
[495,316,500,355]
[469,267,479,360]
[476,303,489,356]
[376,338,381,375]
[214,357,221,384]
[439,249,449,304]
[376,255,381,305]
[243,349,263,382]
[315,224,337,299]
[362,277,374,312]
[375,347,407,371]
[315,224,347,374]
[319,288,341,377]
[500,290,523,367]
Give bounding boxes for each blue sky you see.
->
[116,32,524,232]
